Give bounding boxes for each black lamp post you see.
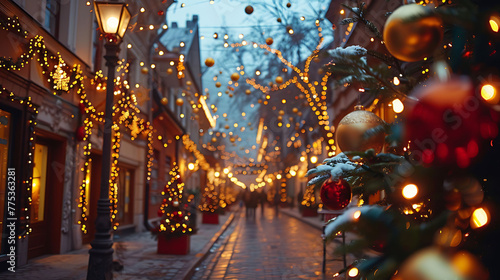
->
[87,2,130,280]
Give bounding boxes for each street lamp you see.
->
[88,2,130,280]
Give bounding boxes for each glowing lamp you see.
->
[392,98,404,113]
[490,15,500,32]
[402,183,418,199]
[310,155,318,164]
[481,84,497,102]
[348,267,359,278]
[471,207,489,229]
[94,1,131,40]
[188,163,195,170]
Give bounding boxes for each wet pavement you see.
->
[0,206,352,279]
[192,207,347,279]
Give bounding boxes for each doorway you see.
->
[28,136,65,259]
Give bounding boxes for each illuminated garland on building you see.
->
[0,86,38,239]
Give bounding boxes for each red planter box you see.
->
[301,208,319,217]
[157,234,190,255]
[202,212,219,224]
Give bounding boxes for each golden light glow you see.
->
[310,155,318,164]
[188,163,195,170]
[471,207,489,229]
[392,98,404,113]
[300,156,306,162]
[214,171,220,178]
[353,210,361,220]
[393,76,400,86]
[276,174,282,180]
[223,168,229,174]
[490,16,500,32]
[402,184,418,199]
[481,84,496,101]
[348,267,359,278]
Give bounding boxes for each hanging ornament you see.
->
[79,102,86,114]
[245,5,254,14]
[76,126,85,142]
[320,178,351,210]
[175,98,184,106]
[205,57,215,67]
[167,68,173,75]
[215,81,221,88]
[161,97,168,105]
[231,72,240,81]
[336,105,386,154]
[266,37,274,45]
[158,10,164,16]
[141,67,149,74]
[286,2,291,8]
[211,137,217,143]
[186,80,192,86]
[277,17,282,23]
[275,76,283,84]
[383,4,443,62]
[245,89,251,95]
[404,76,495,168]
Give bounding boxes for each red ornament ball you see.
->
[158,10,164,16]
[404,76,497,168]
[76,126,85,142]
[172,210,184,222]
[245,5,254,14]
[320,178,351,210]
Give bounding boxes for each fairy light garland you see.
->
[0,16,158,234]
[0,86,38,239]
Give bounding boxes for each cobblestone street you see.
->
[192,207,346,279]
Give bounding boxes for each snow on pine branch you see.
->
[306,153,357,186]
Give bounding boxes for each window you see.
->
[44,0,61,38]
[116,167,134,225]
[31,144,48,222]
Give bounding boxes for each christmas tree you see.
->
[307,1,500,279]
[154,163,195,239]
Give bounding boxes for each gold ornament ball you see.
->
[141,67,149,74]
[175,98,184,106]
[193,107,199,113]
[275,76,283,84]
[215,81,222,88]
[245,89,251,95]
[292,107,298,113]
[160,97,168,105]
[286,2,291,8]
[229,94,233,98]
[167,68,173,75]
[277,17,282,23]
[231,72,240,81]
[186,80,192,86]
[213,107,218,113]
[225,125,230,129]
[279,110,285,116]
[245,5,254,14]
[383,4,443,62]
[335,105,386,154]
[205,57,215,67]
[277,116,283,121]
[266,37,274,45]
[211,137,217,143]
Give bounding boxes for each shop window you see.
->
[116,167,134,225]
[31,144,48,222]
